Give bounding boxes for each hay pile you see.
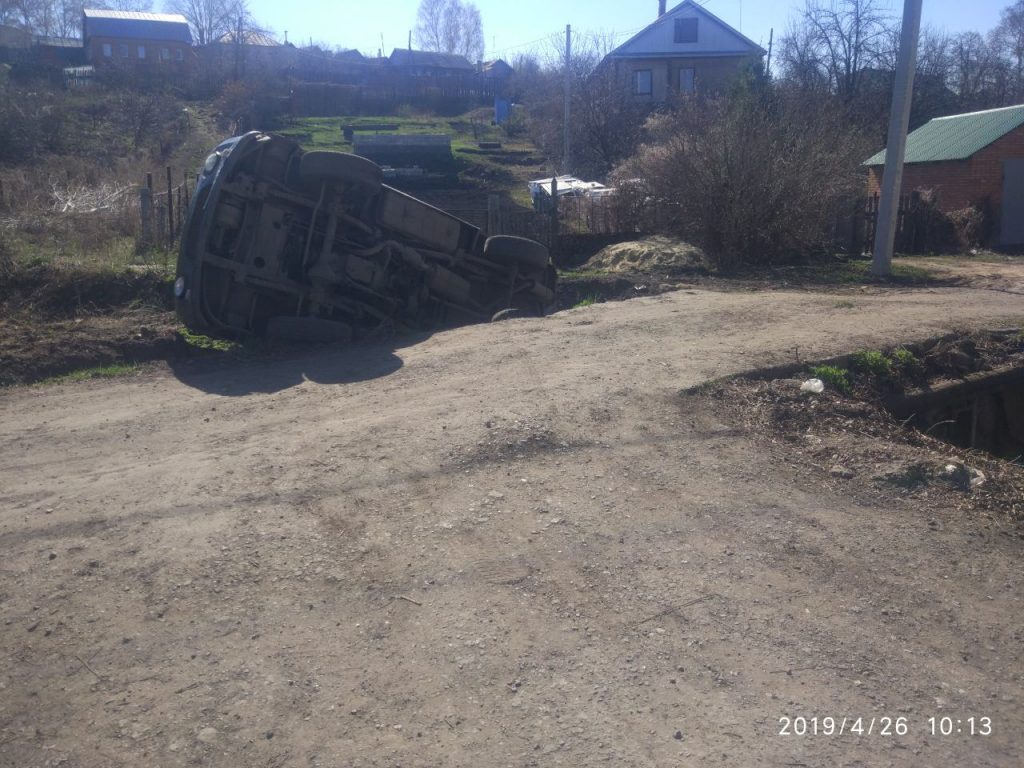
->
[584,236,704,273]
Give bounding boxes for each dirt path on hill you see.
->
[1,285,1023,767]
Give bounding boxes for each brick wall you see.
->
[866,123,1024,211]
[86,37,193,70]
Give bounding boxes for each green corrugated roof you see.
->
[863,104,1024,166]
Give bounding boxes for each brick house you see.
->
[82,9,193,70]
[864,104,1024,246]
[602,0,764,101]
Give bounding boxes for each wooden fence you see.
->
[847,192,935,255]
[481,184,671,264]
[139,167,195,250]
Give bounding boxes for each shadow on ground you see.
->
[168,338,410,396]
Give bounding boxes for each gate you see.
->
[1001,159,1024,246]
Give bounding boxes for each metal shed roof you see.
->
[215,30,280,47]
[864,104,1024,166]
[389,49,474,71]
[82,9,192,44]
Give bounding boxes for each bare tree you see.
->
[951,31,1006,108]
[108,0,153,10]
[993,0,1024,99]
[414,0,484,61]
[779,0,894,102]
[518,32,646,179]
[777,18,831,92]
[164,0,232,45]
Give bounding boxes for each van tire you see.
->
[483,235,550,271]
[299,151,383,191]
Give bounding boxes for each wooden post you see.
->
[487,194,500,236]
[549,177,559,257]
[183,169,190,210]
[166,167,174,245]
[155,202,166,245]
[139,186,153,244]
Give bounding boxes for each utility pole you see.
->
[564,24,571,174]
[765,27,773,78]
[871,0,923,276]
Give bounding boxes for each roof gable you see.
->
[215,30,280,47]
[608,0,765,59]
[864,104,1024,165]
[389,49,474,70]
[82,9,192,44]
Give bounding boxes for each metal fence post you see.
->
[166,166,174,246]
[549,177,558,257]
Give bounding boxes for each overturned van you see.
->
[174,132,555,341]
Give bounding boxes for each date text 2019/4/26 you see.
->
[777,715,992,737]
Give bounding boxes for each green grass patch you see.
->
[833,299,856,309]
[890,347,922,374]
[573,295,600,308]
[177,327,237,352]
[43,362,140,385]
[850,349,892,377]
[808,364,851,394]
[559,268,610,281]
[797,260,941,285]
[278,112,547,198]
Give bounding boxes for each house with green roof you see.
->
[864,104,1024,246]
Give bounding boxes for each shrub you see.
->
[890,347,918,369]
[0,232,12,276]
[611,82,871,271]
[947,203,993,248]
[809,364,851,394]
[850,349,892,377]
[217,79,284,133]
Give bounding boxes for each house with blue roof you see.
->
[82,9,193,70]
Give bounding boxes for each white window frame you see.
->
[679,67,695,94]
[674,17,698,44]
[634,69,652,96]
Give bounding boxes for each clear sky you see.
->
[240,0,1008,59]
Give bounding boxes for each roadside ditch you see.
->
[683,329,1024,526]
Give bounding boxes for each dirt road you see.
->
[2,285,1022,767]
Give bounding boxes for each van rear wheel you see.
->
[299,151,383,191]
[483,235,550,271]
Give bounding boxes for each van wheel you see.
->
[483,235,550,271]
[299,151,383,191]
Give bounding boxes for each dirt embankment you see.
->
[4,243,1024,387]
[0,265,178,386]
[691,328,1024,524]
